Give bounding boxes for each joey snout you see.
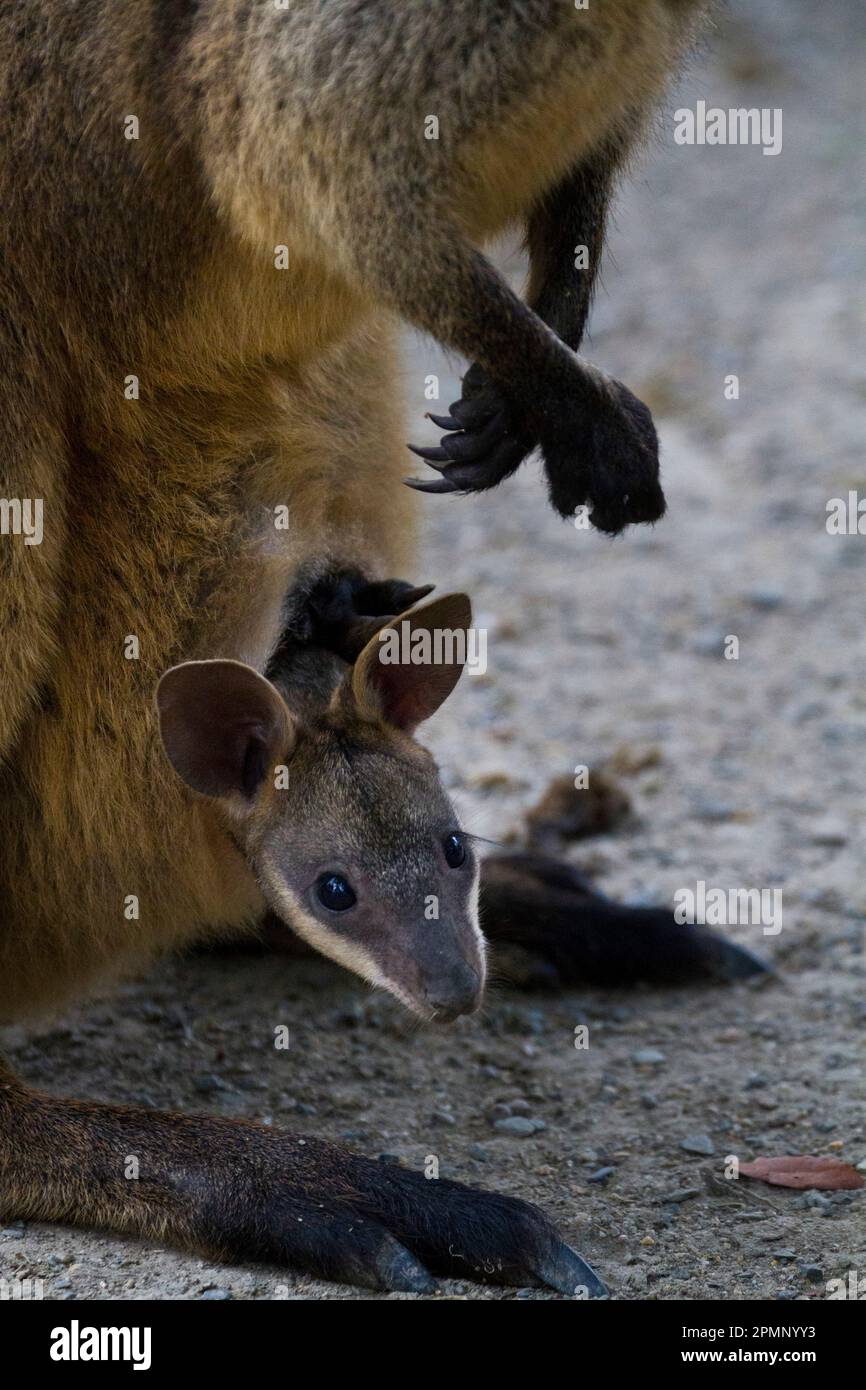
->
[292,885,487,1024]
[409,917,485,1022]
[422,958,482,1022]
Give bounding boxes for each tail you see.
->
[479,852,772,988]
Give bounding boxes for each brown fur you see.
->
[0,0,709,1018]
[0,1,711,1288]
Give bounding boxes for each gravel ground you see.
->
[2,0,864,1301]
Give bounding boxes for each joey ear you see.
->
[156,660,295,801]
[350,593,473,734]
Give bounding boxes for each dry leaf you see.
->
[739,1155,864,1191]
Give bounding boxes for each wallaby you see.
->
[0,0,740,1294]
[0,584,765,1296]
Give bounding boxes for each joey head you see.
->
[157,594,486,1024]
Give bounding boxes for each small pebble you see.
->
[799,1193,834,1215]
[747,586,785,611]
[745,1072,770,1090]
[691,629,726,657]
[588,1167,615,1185]
[680,1134,715,1156]
[810,819,848,848]
[493,1116,545,1137]
[693,798,736,823]
[659,1187,701,1205]
[192,1074,227,1095]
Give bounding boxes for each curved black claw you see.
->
[407,365,535,497]
[375,1238,439,1295]
[426,412,462,431]
[408,443,450,463]
[535,1244,609,1299]
[449,393,500,428]
[410,361,667,535]
[438,413,514,463]
[405,474,461,495]
[341,1153,605,1296]
[405,432,530,495]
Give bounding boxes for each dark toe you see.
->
[373,1238,439,1295]
[625,480,667,525]
[535,1243,609,1299]
[449,393,500,429]
[440,413,512,463]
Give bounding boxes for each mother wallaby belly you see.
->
[0,302,415,1023]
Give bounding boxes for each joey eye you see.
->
[317,874,357,912]
[443,833,466,869]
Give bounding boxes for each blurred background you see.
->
[412,0,865,921]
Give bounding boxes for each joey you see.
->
[158,596,487,1025]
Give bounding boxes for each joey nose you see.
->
[424,962,481,1022]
